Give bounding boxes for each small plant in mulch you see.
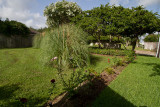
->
[116,59,126,66]
[124,50,136,63]
[104,67,115,75]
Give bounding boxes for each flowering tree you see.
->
[44,0,82,27]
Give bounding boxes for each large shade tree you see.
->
[122,6,159,50]
[72,4,160,51]
[103,5,159,50]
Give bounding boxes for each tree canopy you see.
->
[0,18,30,36]
[44,0,82,27]
[71,5,160,50]
[44,1,160,50]
[144,34,159,42]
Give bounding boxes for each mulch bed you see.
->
[45,64,128,107]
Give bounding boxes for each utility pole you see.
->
[156,34,160,58]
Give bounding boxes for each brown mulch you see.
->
[45,64,128,107]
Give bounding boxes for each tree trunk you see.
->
[122,43,127,50]
[131,36,138,51]
[98,35,101,48]
[98,39,101,48]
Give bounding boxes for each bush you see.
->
[124,50,136,62]
[144,34,159,42]
[104,67,115,75]
[116,59,126,66]
[89,48,132,56]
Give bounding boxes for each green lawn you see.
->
[2,48,159,107]
[0,48,113,106]
[92,55,160,107]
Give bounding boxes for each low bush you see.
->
[104,67,115,75]
[89,48,132,56]
[144,34,159,42]
[116,60,126,66]
[124,50,136,62]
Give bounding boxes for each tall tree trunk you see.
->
[98,35,101,48]
[131,36,138,51]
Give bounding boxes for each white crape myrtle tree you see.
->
[44,0,82,27]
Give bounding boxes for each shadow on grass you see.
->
[143,63,160,76]
[3,97,48,107]
[48,76,135,107]
[0,84,49,106]
[0,84,20,101]
[91,86,135,107]
[90,55,103,66]
[137,54,155,57]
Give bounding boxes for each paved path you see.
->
[135,50,156,56]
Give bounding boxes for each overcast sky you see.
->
[0,0,160,29]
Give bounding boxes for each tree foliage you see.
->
[144,34,159,42]
[0,18,30,36]
[72,5,160,50]
[44,0,82,27]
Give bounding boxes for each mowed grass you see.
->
[92,55,160,107]
[0,48,113,106]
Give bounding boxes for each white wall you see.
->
[144,42,158,51]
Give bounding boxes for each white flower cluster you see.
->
[44,0,82,27]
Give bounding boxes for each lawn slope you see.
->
[92,55,160,107]
[0,48,112,106]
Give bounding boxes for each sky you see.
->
[0,0,160,29]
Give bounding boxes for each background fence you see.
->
[0,34,34,48]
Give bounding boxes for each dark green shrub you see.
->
[116,60,126,66]
[124,50,135,62]
[89,48,130,56]
[112,56,119,66]
[0,19,30,36]
[144,34,159,42]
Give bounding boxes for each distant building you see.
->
[144,42,158,51]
